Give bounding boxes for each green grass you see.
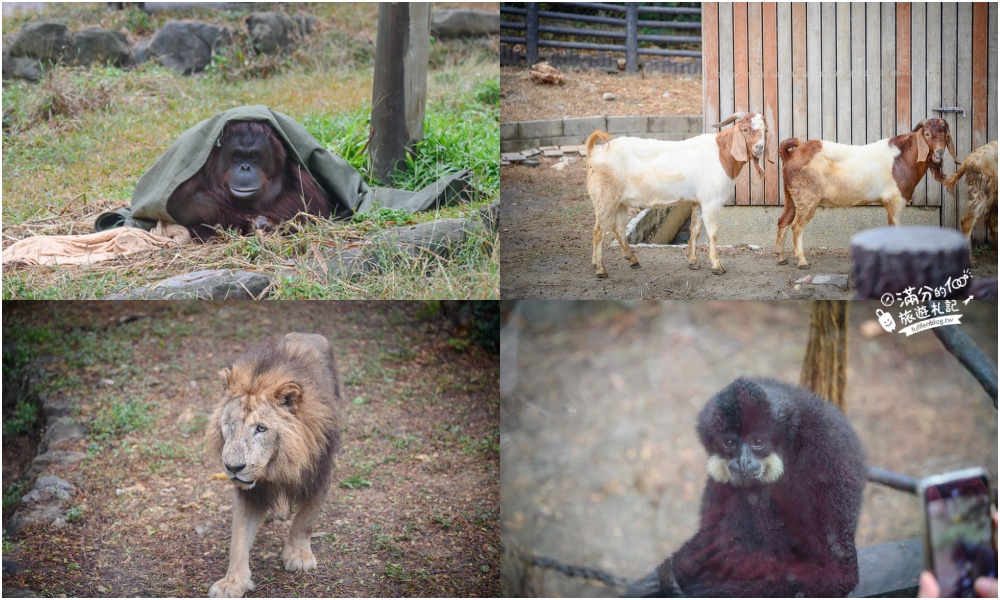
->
[2,3,498,300]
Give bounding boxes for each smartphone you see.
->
[919,468,997,598]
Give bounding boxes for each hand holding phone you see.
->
[919,468,997,598]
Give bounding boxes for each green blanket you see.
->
[94,105,471,231]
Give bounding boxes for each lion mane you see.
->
[206,332,343,598]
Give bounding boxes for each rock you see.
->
[41,395,73,419]
[67,27,132,67]
[22,476,74,504]
[373,218,482,259]
[522,159,540,167]
[29,450,88,477]
[811,274,849,286]
[195,524,210,536]
[479,203,499,234]
[46,418,86,448]
[2,559,24,575]
[1,45,43,81]
[133,40,151,65]
[245,12,314,54]
[542,149,563,157]
[529,61,564,85]
[107,269,272,300]
[602,92,617,101]
[148,21,231,74]
[431,9,499,38]
[8,22,71,63]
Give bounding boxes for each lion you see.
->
[206,332,343,598]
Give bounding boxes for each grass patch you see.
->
[2,3,498,299]
[339,474,373,490]
[90,394,155,441]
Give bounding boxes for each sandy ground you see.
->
[500,66,702,122]
[499,160,999,300]
[500,301,998,597]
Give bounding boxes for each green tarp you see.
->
[94,105,471,231]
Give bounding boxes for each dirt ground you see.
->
[499,160,1000,300]
[2,302,499,597]
[500,301,998,597]
[500,66,702,121]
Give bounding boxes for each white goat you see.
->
[585,112,768,278]
[945,140,998,267]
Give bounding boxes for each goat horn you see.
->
[712,112,747,129]
[912,119,928,132]
[947,134,958,163]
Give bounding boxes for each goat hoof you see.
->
[777,258,788,265]
[797,264,810,270]
[688,263,700,270]
[712,267,726,275]
[630,262,642,270]
[596,272,609,279]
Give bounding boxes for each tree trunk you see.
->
[370,3,429,185]
[800,300,848,411]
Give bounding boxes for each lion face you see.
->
[216,383,300,490]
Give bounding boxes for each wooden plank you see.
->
[719,3,736,207]
[791,3,807,139]
[939,3,957,223]
[777,2,792,205]
[748,2,765,205]
[702,2,720,132]
[911,4,927,206]
[822,3,837,140]
[895,3,911,134]
[719,3,735,121]
[836,2,852,144]
[806,3,822,140]
[925,3,942,208]
[880,3,895,141]
[763,2,779,205]
[990,3,997,148]
[866,3,880,144]
[851,3,866,145]
[734,2,750,205]
[955,4,973,231]
[971,3,988,149]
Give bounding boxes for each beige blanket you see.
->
[2,221,192,266]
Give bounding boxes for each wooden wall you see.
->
[701,2,998,239]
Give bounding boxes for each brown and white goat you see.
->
[944,140,998,267]
[585,112,768,278]
[775,118,956,268]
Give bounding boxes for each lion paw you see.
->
[282,545,317,572]
[209,572,255,598]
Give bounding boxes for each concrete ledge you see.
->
[627,205,941,248]
[500,114,703,152]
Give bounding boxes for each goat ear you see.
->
[916,131,930,162]
[946,134,958,163]
[730,128,749,163]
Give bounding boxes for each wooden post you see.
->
[370,3,429,185]
[625,4,639,73]
[800,301,848,411]
[526,3,539,66]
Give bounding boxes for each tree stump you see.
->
[852,226,971,300]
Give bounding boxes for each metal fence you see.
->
[500,2,703,74]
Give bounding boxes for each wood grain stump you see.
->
[852,226,972,300]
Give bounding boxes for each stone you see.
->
[372,218,482,259]
[812,274,849,286]
[245,12,314,54]
[479,203,499,234]
[431,9,499,38]
[107,269,272,300]
[67,27,132,67]
[542,149,563,157]
[602,92,616,101]
[22,476,74,504]
[149,21,231,74]
[29,450,88,477]
[46,418,86,448]
[8,22,70,63]
[1,45,43,81]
